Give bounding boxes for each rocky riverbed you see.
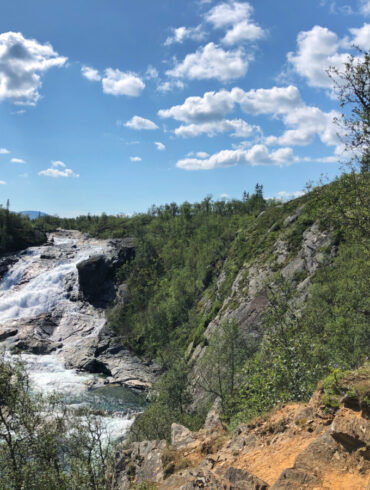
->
[0,229,159,439]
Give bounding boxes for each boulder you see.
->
[330,407,370,452]
[171,424,196,449]
[77,238,135,307]
[224,467,269,489]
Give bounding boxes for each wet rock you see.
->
[0,255,18,280]
[0,328,18,342]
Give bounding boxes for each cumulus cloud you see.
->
[176,145,295,170]
[130,156,142,162]
[158,89,235,123]
[206,1,265,45]
[350,23,370,49]
[125,116,158,130]
[159,86,302,125]
[166,42,249,82]
[266,106,342,152]
[157,79,185,93]
[81,65,101,82]
[287,25,370,89]
[197,152,209,158]
[0,31,67,105]
[175,119,257,138]
[155,142,166,151]
[361,0,370,16]
[164,26,205,46]
[0,180,6,185]
[159,83,343,153]
[39,160,79,178]
[10,158,25,163]
[0,148,10,154]
[102,69,145,97]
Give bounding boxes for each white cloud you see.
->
[276,190,305,200]
[360,0,370,16]
[146,65,159,79]
[197,152,209,158]
[159,83,343,153]
[206,1,265,45]
[175,119,257,138]
[0,148,10,154]
[155,142,166,151]
[206,1,253,29]
[266,106,342,152]
[130,156,142,162]
[157,79,185,93]
[81,65,101,82]
[164,26,205,46]
[159,86,302,125]
[222,20,265,45]
[125,116,158,130]
[235,85,303,115]
[39,160,79,178]
[287,24,370,89]
[350,23,370,49]
[166,42,249,82]
[10,158,25,164]
[0,180,6,185]
[220,193,230,199]
[0,31,67,105]
[176,145,295,170]
[51,160,66,167]
[159,89,235,123]
[102,68,145,97]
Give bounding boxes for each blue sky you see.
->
[0,0,369,216]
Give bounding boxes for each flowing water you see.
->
[0,231,145,441]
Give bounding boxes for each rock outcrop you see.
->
[77,238,135,307]
[112,374,370,489]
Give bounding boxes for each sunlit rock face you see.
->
[0,230,157,440]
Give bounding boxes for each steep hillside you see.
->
[112,363,370,489]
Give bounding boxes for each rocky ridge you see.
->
[111,364,370,489]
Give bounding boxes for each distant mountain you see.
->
[20,211,48,220]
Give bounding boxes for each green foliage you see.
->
[231,234,369,427]
[130,356,205,442]
[0,207,46,255]
[197,319,257,418]
[0,355,113,489]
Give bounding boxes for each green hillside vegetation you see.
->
[0,204,46,255]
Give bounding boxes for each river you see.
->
[0,230,148,442]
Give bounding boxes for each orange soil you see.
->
[235,433,317,485]
[319,471,370,490]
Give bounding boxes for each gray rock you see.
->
[171,423,196,449]
[224,467,269,489]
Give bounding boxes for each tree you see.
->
[0,355,112,489]
[328,49,369,172]
[196,320,255,417]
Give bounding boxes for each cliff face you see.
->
[187,207,334,411]
[112,364,370,489]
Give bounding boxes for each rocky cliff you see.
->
[111,363,370,489]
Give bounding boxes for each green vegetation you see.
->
[0,355,112,489]
[0,202,46,255]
